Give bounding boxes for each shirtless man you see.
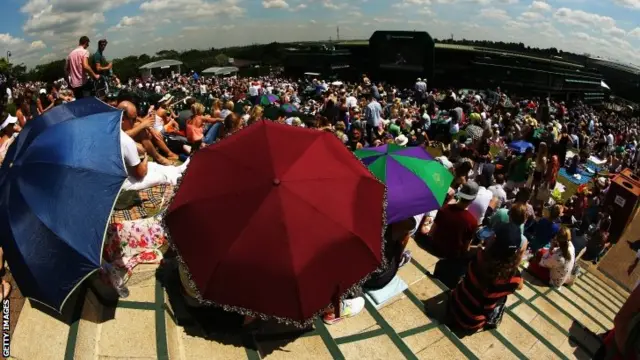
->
[118,101,178,165]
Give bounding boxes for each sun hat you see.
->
[457,180,479,201]
[0,113,18,130]
[394,134,408,146]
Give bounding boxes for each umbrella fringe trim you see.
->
[160,120,390,328]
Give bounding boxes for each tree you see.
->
[12,63,27,82]
[214,53,229,66]
[0,58,10,74]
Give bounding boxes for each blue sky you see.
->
[0,0,638,68]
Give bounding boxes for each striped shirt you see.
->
[451,250,522,330]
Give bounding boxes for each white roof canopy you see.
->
[139,59,183,70]
[202,66,239,75]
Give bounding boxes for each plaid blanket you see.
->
[111,184,174,223]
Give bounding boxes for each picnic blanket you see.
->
[111,184,174,223]
[558,167,593,185]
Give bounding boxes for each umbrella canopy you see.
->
[355,144,453,224]
[508,140,534,154]
[164,120,386,326]
[260,94,279,106]
[281,104,296,113]
[0,98,127,311]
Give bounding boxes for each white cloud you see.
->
[290,4,307,11]
[139,0,245,18]
[322,0,347,10]
[29,40,47,50]
[519,11,544,21]
[479,8,510,21]
[263,0,289,8]
[629,27,640,38]
[604,26,627,38]
[504,20,530,30]
[613,0,640,9]
[109,16,145,31]
[529,1,551,11]
[553,8,616,29]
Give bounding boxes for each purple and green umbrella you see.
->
[260,94,280,106]
[355,144,453,224]
[281,103,296,113]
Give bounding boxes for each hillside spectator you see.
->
[65,36,100,99]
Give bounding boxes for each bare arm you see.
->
[96,62,112,72]
[36,98,44,115]
[130,155,148,181]
[82,57,99,79]
[126,115,154,138]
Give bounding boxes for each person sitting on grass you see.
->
[527,226,576,288]
[449,222,524,332]
[530,204,562,252]
[119,101,177,166]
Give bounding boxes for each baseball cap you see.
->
[457,180,479,201]
[488,223,524,259]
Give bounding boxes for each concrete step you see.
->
[8,239,633,360]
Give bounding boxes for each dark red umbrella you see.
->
[164,120,386,326]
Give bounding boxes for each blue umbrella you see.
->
[0,98,127,311]
[508,140,534,154]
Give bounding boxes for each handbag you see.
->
[484,296,507,330]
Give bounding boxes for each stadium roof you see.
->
[336,40,583,68]
[139,59,183,70]
[202,66,239,75]
[590,58,640,75]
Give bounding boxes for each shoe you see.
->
[323,297,365,325]
[399,250,412,268]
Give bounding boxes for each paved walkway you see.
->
[8,236,630,360]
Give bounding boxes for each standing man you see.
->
[91,39,113,96]
[415,78,427,105]
[65,36,100,99]
[363,93,382,145]
[91,39,113,77]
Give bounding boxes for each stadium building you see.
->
[284,31,618,104]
